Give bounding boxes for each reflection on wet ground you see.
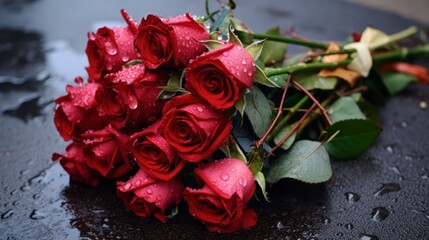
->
[0,0,429,239]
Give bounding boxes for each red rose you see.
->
[185,42,255,109]
[183,158,257,233]
[53,82,108,141]
[117,169,183,222]
[82,125,132,179]
[85,26,139,81]
[96,64,169,130]
[128,121,185,181]
[161,94,232,162]
[135,13,209,69]
[52,142,101,186]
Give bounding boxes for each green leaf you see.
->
[259,27,288,65]
[227,136,248,163]
[246,40,265,61]
[228,24,243,46]
[157,72,185,100]
[247,145,265,174]
[273,124,297,150]
[254,65,280,87]
[293,70,338,90]
[379,71,416,95]
[328,96,366,123]
[244,86,272,137]
[265,140,332,184]
[200,40,224,50]
[324,119,382,160]
[230,17,254,45]
[235,94,246,119]
[254,172,269,201]
[268,72,288,86]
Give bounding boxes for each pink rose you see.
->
[184,158,257,233]
[128,121,185,181]
[96,64,169,130]
[117,169,183,222]
[82,125,132,179]
[161,94,232,162]
[52,142,101,186]
[135,13,209,69]
[185,42,255,109]
[85,26,139,81]
[53,82,108,141]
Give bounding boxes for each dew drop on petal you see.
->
[238,177,247,187]
[134,180,141,186]
[220,173,230,181]
[146,189,153,194]
[124,182,132,190]
[196,106,204,113]
[156,195,162,201]
[104,42,118,55]
[222,51,229,57]
[241,59,247,65]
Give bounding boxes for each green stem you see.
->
[373,44,429,64]
[264,44,429,77]
[369,26,418,50]
[252,33,329,49]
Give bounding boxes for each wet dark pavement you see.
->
[1,0,428,239]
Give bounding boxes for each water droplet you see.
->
[106,62,113,71]
[360,233,379,240]
[345,223,353,230]
[134,180,141,186]
[371,207,389,222]
[241,59,247,65]
[344,192,360,203]
[373,183,400,196]
[222,52,229,57]
[122,53,130,62]
[238,177,247,187]
[146,189,153,194]
[400,121,407,128]
[196,106,204,112]
[323,218,331,224]
[384,145,393,153]
[389,166,401,175]
[230,168,236,172]
[30,209,46,220]
[156,195,162,201]
[276,221,285,230]
[124,182,132,190]
[220,173,230,181]
[104,42,118,55]
[243,68,247,73]
[1,209,14,219]
[420,101,427,109]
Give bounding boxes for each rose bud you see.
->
[53,82,108,141]
[128,121,185,181]
[185,42,255,109]
[52,142,101,186]
[135,13,209,69]
[117,169,183,222]
[96,64,169,130]
[82,125,132,179]
[183,158,258,233]
[161,94,232,163]
[85,26,139,82]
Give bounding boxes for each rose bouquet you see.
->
[52,1,429,233]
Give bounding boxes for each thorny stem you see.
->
[265,95,309,143]
[256,74,292,148]
[266,103,317,157]
[265,59,353,77]
[252,33,329,49]
[292,80,333,126]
